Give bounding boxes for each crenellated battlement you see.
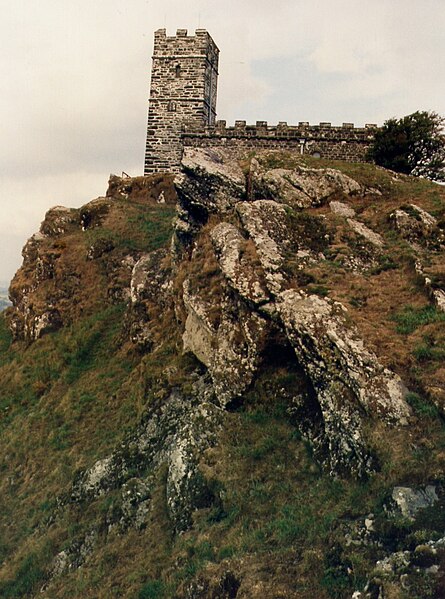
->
[144,29,379,174]
[183,120,378,139]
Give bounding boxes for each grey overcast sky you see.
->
[1,0,444,284]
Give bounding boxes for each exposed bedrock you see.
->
[172,148,412,477]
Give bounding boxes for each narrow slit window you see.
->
[175,64,181,78]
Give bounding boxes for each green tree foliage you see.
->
[367,111,445,181]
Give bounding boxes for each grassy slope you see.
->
[0,160,444,598]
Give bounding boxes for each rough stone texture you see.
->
[79,197,112,230]
[330,200,356,217]
[392,486,439,519]
[40,206,78,237]
[347,218,385,247]
[176,147,246,213]
[182,278,216,367]
[144,29,219,174]
[415,259,445,314]
[390,203,445,248]
[181,126,375,169]
[171,147,413,477]
[130,249,171,306]
[172,147,246,261]
[48,531,97,580]
[68,387,222,533]
[182,278,269,406]
[278,290,410,424]
[127,249,172,348]
[144,29,378,174]
[251,163,362,209]
[432,288,445,312]
[236,200,288,296]
[211,222,270,305]
[7,206,75,341]
[276,290,410,476]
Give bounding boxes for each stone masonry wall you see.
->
[144,29,378,173]
[182,120,377,162]
[144,29,219,175]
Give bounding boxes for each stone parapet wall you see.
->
[181,120,377,162]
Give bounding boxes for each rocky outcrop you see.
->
[7,186,161,341]
[67,386,222,533]
[173,148,246,259]
[236,201,288,295]
[389,204,445,312]
[182,279,269,406]
[351,485,444,598]
[3,149,445,599]
[390,203,445,248]
[250,159,363,208]
[171,148,412,477]
[277,289,409,475]
[211,223,270,305]
[127,248,172,348]
[346,218,385,247]
[391,485,439,520]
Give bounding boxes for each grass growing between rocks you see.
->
[2,161,445,598]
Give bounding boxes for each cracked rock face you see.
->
[211,222,270,305]
[236,200,288,296]
[276,289,410,475]
[251,161,363,208]
[182,278,269,406]
[171,148,412,477]
[68,387,222,533]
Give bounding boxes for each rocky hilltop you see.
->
[1,149,445,598]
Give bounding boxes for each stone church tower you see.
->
[144,28,219,174]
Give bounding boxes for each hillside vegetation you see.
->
[1,150,445,598]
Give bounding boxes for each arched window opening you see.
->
[175,64,181,78]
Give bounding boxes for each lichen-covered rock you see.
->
[175,147,246,220]
[390,203,445,248]
[277,290,410,424]
[104,478,152,532]
[251,161,362,208]
[48,530,97,580]
[182,278,269,406]
[182,278,217,367]
[414,259,445,313]
[178,147,246,210]
[276,290,410,476]
[391,485,438,519]
[67,387,222,533]
[347,218,385,247]
[40,206,78,237]
[177,569,241,599]
[87,237,114,260]
[79,197,112,230]
[130,249,171,305]
[330,200,356,218]
[126,249,172,348]
[211,222,269,305]
[173,148,247,259]
[236,200,288,295]
[169,149,414,476]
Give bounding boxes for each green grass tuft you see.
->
[392,305,445,334]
